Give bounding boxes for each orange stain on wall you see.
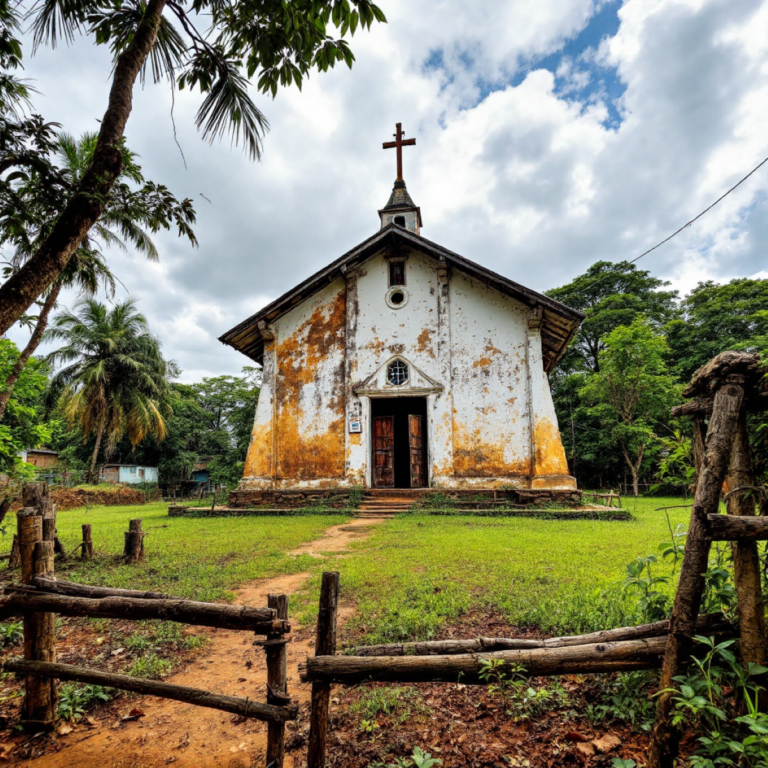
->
[243,421,273,478]
[452,421,529,478]
[415,327,434,356]
[533,418,569,476]
[274,289,347,480]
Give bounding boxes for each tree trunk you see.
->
[0,0,168,336]
[647,379,745,768]
[88,425,104,484]
[0,284,61,422]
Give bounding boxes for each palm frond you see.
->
[28,0,95,50]
[195,60,269,161]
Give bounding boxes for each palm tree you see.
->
[0,132,173,422]
[45,299,172,482]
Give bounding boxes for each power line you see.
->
[629,153,768,265]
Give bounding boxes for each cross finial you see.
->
[382,123,416,182]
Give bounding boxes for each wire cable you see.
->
[629,153,768,264]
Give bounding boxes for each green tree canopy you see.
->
[579,318,680,496]
[45,298,173,481]
[0,130,196,422]
[547,260,679,373]
[666,278,768,381]
[0,338,50,479]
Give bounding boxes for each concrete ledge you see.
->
[168,506,352,518]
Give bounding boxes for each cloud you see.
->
[7,0,768,380]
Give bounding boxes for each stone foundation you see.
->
[227,487,582,509]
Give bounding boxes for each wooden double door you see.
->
[373,412,426,488]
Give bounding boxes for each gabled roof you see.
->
[219,224,584,373]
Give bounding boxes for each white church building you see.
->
[220,126,584,497]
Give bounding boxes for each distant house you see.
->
[99,464,158,485]
[21,449,59,469]
[191,462,211,490]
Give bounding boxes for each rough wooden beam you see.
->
[31,576,171,601]
[5,660,298,722]
[353,614,731,657]
[0,592,287,634]
[707,514,768,541]
[304,636,669,685]
[672,392,768,417]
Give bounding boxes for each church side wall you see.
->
[241,278,348,489]
[444,271,532,487]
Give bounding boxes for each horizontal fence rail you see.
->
[0,590,288,634]
[707,513,768,540]
[352,613,731,657]
[5,661,298,723]
[30,576,171,600]
[302,636,672,686]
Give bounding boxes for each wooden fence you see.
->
[301,351,768,768]
[2,483,296,768]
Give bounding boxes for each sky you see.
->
[7,0,768,381]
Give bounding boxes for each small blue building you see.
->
[99,464,158,485]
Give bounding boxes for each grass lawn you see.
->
[1,495,700,641]
[295,495,698,643]
[0,500,349,602]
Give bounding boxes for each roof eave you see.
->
[219,225,584,369]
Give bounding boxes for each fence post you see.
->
[307,572,339,768]
[648,373,747,768]
[8,535,20,569]
[81,524,93,561]
[123,519,145,562]
[266,593,289,768]
[18,502,57,729]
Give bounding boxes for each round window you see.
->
[385,286,409,309]
[388,360,409,386]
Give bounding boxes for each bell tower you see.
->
[379,123,422,234]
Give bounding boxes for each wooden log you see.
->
[123,519,145,562]
[8,534,20,569]
[353,613,732,657]
[648,373,746,768]
[81,525,93,561]
[307,572,339,768]
[0,592,288,634]
[31,576,171,601]
[707,515,768,540]
[725,413,767,679]
[266,594,290,768]
[304,636,670,685]
[4,660,298,723]
[18,504,56,730]
[671,391,768,418]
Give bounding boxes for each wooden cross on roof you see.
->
[382,123,416,182]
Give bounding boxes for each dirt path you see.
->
[26,516,386,768]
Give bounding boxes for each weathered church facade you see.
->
[221,129,584,498]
